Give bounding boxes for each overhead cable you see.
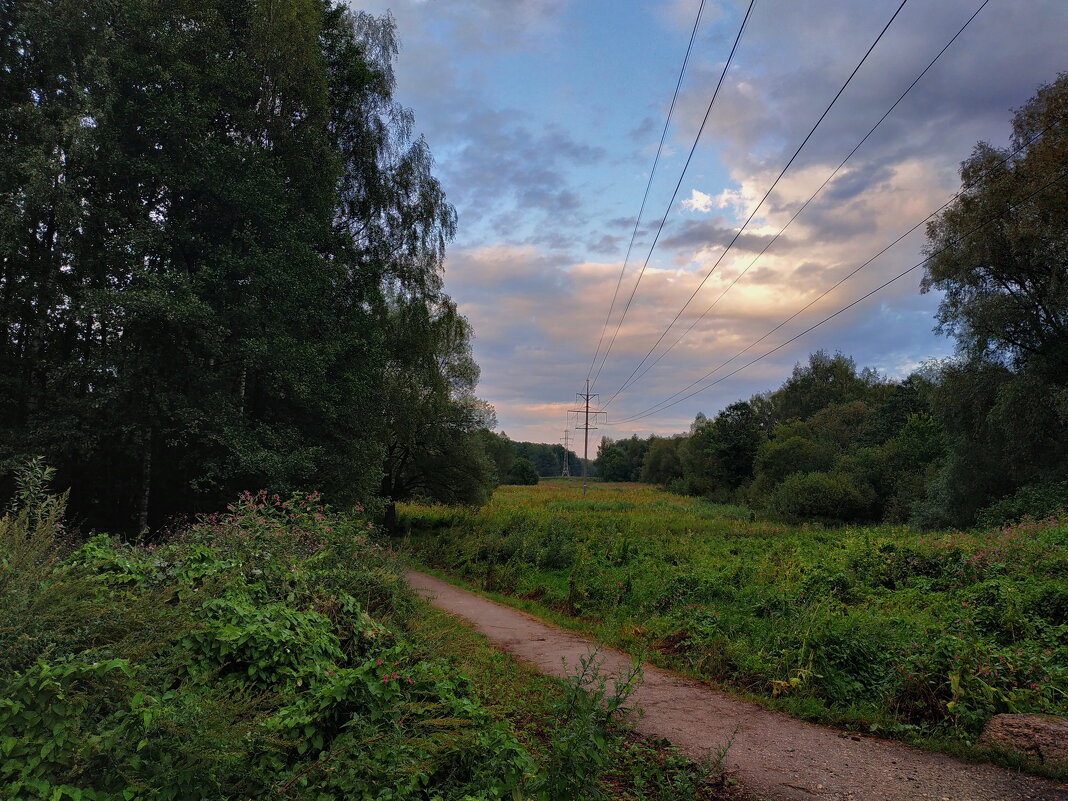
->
[586,0,709,381]
[600,0,911,406]
[611,160,1068,424]
[589,0,759,389]
[604,0,990,405]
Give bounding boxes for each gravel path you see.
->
[407,570,1068,801]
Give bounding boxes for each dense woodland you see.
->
[599,74,1068,530]
[1,0,505,533]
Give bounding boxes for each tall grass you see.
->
[399,482,1068,755]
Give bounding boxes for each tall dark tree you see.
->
[769,351,881,423]
[0,2,466,532]
[922,73,1068,377]
[919,73,1068,526]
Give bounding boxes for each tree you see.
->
[504,457,539,486]
[770,351,880,422]
[595,436,648,482]
[478,430,517,483]
[922,73,1068,377]
[918,74,1068,526]
[640,436,683,486]
[0,3,465,532]
[379,298,495,530]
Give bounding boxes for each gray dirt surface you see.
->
[406,570,1068,801]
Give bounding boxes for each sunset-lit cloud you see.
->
[353,0,1068,444]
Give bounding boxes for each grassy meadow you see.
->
[399,480,1068,764]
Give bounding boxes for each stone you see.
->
[978,714,1068,764]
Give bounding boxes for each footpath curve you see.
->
[406,570,1068,801]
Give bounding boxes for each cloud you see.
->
[681,188,715,212]
[659,217,782,254]
[344,0,1067,444]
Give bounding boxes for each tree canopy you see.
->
[0,1,489,532]
[922,73,1068,377]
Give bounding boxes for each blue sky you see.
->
[353,0,1068,443]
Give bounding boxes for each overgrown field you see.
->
[0,467,734,800]
[399,481,1068,758]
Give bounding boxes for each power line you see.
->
[603,0,991,405]
[600,0,911,407]
[611,162,1068,425]
[610,115,1063,422]
[586,0,709,382]
[589,0,759,389]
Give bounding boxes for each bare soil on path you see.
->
[406,570,1068,801]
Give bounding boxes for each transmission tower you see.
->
[569,380,607,496]
[561,428,572,477]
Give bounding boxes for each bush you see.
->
[504,457,540,485]
[977,479,1068,528]
[755,433,836,484]
[0,471,535,800]
[769,471,876,523]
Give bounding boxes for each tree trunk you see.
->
[138,430,152,533]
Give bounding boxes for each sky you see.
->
[352,0,1068,445]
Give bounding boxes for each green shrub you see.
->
[504,457,540,485]
[0,473,537,799]
[769,471,876,523]
[977,481,1068,528]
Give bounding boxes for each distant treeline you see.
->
[479,433,581,485]
[598,346,1066,529]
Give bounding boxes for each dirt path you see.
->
[407,570,1068,801]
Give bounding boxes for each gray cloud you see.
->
[659,217,785,254]
[344,0,1065,443]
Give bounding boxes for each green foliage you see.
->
[596,435,650,481]
[918,73,1068,527]
[769,471,876,523]
[922,73,1068,373]
[379,298,499,528]
[978,480,1068,528]
[0,1,469,533]
[514,440,579,477]
[640,436,684,486]
[755,429,837,484]
[402,482,1068,751]
[770,351,883,422]
[0,469,536,799]
[504,457,540,486]
[592,350,951,526]
[533,653,643,801]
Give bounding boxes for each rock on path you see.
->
[407,570,1068,801]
